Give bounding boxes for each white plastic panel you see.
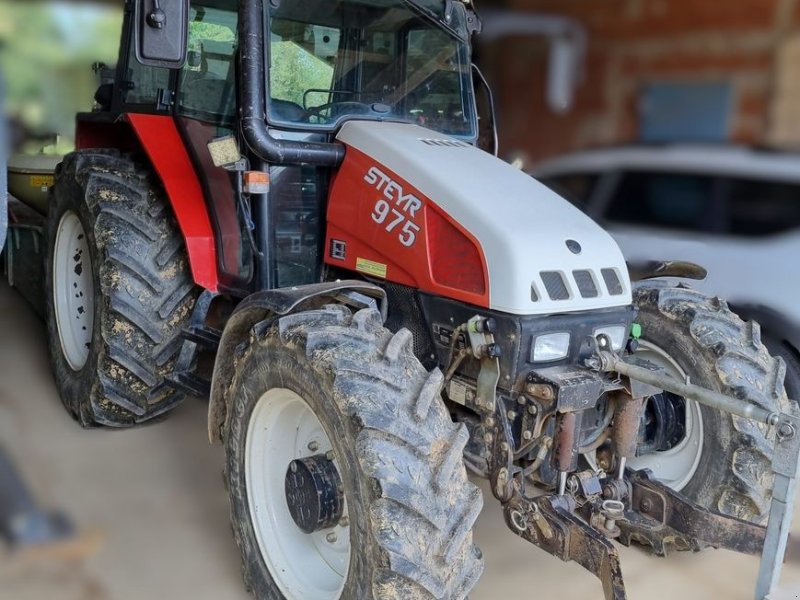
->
[337,121,632,315]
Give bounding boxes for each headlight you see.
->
[593,325,627,351]
[532,332,571,362]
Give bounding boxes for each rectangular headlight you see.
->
[532,332,571,362]
[593,325,627,351]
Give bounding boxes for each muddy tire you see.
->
[631,285,788,523]
[224,305,484,600]
[45,150,199,427]
[763,335,800,402]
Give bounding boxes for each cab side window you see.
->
[177,5,238,124]
[268,21,338,121]
[122,47,171,106]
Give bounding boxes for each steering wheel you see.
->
[302,101,377,123]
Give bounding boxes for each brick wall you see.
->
[480,0,800,162]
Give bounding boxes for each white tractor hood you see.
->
[337,121,632,315]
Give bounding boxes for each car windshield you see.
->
[266,0,477,139]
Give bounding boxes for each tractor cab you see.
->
[95,0,482,297]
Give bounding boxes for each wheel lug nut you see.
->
[326,450,335,461]
[290,461,298,473]
[308,440,320,452]
[326,532,338,543]
[339,516,349,527]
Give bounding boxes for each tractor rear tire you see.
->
[631,285,789,524]
[224,305,484,600]
[45,150,199,427]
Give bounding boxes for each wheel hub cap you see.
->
[245,388,350,599]
[285,455,344,534]
[627,341,704,491]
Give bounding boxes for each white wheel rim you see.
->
[627,341,704,492]
[245,388,350,599]
[53,211,95,371]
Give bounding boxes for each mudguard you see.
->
[207,280,387,444]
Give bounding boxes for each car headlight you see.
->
[593,325,627,351]
[532,332,571,362]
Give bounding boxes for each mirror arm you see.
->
[147,0,166,29]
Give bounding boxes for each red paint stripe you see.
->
[126,113,218,292]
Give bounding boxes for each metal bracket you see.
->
[503,491,626,600]
[756,403,800,599]
[466,315,501,412]
[619,470,766,556]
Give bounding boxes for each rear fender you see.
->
[207,280,387,444]
[75,114,219,292]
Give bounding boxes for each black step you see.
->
[165,371,211,398]
[181,325,221,350]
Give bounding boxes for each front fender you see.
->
[207,280,387,444]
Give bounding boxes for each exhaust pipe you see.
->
[238,0,345,167]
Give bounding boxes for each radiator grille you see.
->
[382,283,435,367]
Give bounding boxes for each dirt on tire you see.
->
[634,284,789,524]
[45,150,199,426]
[224,304,484,599]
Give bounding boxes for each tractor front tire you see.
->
[45,150,199,427]
[224,305,484,600]
[631,285,789,524]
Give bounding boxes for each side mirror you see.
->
[472,64,498,157]
[134,0,189,69]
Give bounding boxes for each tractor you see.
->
[5,0,800,598]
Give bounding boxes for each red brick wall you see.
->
[482,0,800,162]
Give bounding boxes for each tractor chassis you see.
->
[489,340,800,600]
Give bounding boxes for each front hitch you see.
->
[498,344,800,600]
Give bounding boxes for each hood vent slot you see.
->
[419,138,471,148]
[541,271,570,301]
[601,268,624,296]
[573,270,599,298]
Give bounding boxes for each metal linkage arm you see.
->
[619,470,767,556]
[598,352,782,427]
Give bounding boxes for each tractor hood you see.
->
[335,121,631,315]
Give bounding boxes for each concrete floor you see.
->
[2,279,800,600]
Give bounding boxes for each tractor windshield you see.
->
[266,0,477,140]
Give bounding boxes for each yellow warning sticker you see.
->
[30,175,54,188]
[355,257,387,279]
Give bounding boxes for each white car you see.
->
[533,144,800,398]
